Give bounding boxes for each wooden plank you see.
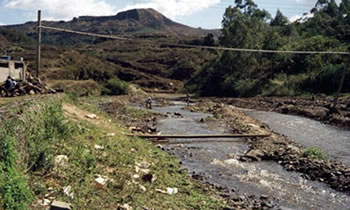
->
[128,134,270,139]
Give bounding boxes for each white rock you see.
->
[95,175,108,186]
[166,187,178,195]
[94,144,104,150]
[224,159,240,166]
[247,123,259,128]
[54,155,68,168]
[135,161,151,169]
[51,200,72,210]
[133,174,140,179]
[43,199,51,206]
[63,186,74,199]
[85,114,97,119]
[139,184,147,192]
[106,133,115,137]
[38,198,51,206]
[139,169,150,174]
[120,203,132,210]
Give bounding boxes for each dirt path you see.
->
[62,103,122,134]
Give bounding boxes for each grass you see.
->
[303,147,329,160]
[0,95,226,209]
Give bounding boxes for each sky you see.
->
[0,0,340,29]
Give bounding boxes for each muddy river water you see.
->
[143,102,350,209]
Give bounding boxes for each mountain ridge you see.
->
[5,8,219,45]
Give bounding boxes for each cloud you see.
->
[290,13,314,23]
[3,0,221,21]
[4,0,117,20]
[119,0,221,19]
[295,0,341,4]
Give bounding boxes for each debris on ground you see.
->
[95,174,110,187]
[50,200,72,210]
[94,144,104,150]
[118,203,133,210]
[0,72,59,97]
[85,114,98,119]
[166,187,178,195]
[63,185,74,199]
[54,155,69,168]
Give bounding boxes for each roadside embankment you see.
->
[0,95,227,209]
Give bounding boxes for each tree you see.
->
[203,33,215,46]
[271,9,289,26]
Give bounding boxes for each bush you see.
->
[0,122,33,209]
[303,147,329,160]
[102,78,129,95]
[0,99,76,209]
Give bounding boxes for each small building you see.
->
[0,56,26,83]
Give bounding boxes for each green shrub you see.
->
[102,78,129,95]
[27,103,74,172]
[303,147,329,160]
[0,99,76,209]
[0,123,33,209]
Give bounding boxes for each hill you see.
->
[1,8,219,92]
[5,8,219,45]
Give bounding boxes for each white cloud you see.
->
[290,13,314,23]
[3,0,221,22]
[295,0,341,4]
[4,0,117,20]
[119,0,221,19]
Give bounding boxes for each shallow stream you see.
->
[139,102,350,209]
[245,109,350,167]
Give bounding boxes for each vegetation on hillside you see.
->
[186,0,350,97]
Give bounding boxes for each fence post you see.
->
[36,10,41,78]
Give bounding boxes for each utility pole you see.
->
[332,55,349,109]
[36,10,41,78]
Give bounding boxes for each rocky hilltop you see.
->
[5,8,219,45]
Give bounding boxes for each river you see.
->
[139,102,350,209]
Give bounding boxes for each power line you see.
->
[39,24,349,55]
[40,25,128,40]
[165,44,350,55]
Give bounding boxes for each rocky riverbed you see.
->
[189,99,350,194]
[99,95,350,209]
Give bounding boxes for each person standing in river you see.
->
[146,97,152,109]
